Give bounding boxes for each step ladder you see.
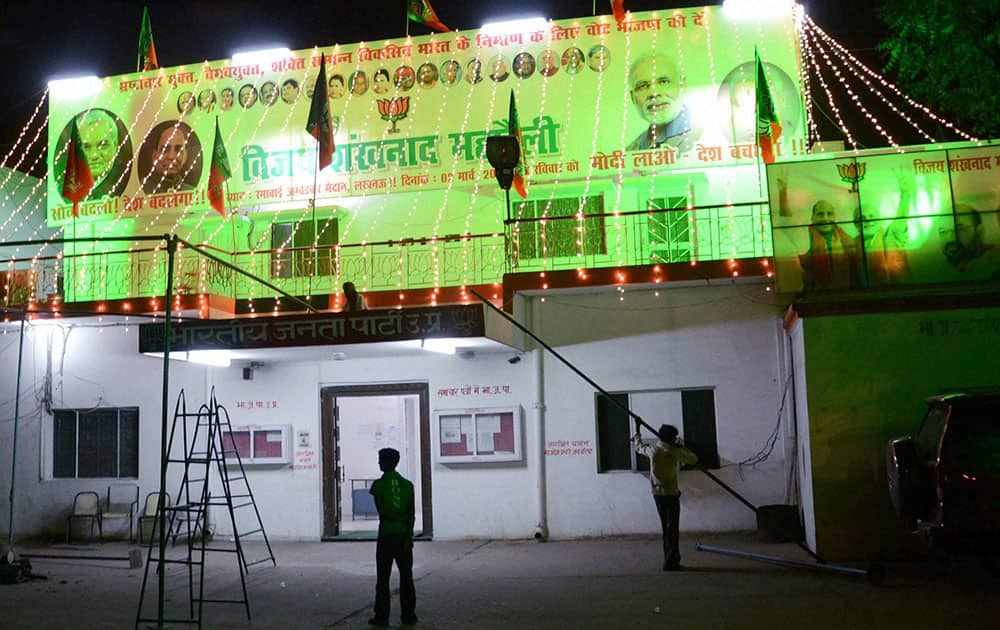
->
[135,388,276,628]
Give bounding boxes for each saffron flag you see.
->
[755,49,782,165]
[61,118,94,217]
[306,55,335,171]
[508,91,528,199]
[207,118,232,217]
[137,6,159,72]
[611,1,627,27]
[407,0,451,32]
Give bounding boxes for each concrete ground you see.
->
[2,532,998,629]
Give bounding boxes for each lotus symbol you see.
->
[377,97,410,134]
[837,161,866,193]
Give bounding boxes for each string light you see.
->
[804,15,978,143]
[788,4,821,148]
[437,44,500,296]
[576,15,611,269]
[804,25,899,149]
[334,41,376,274]
[3,7,988,319]
[800,22,858,150]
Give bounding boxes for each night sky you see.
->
[0,0,888,160]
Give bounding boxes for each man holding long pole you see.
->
[634,423,698,571]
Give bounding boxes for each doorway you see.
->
[320,383,431,540]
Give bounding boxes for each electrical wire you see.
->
[736,372,794,469]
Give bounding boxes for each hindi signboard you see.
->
[48,6,804,225]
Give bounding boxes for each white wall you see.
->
[528,283,789,536]
[0,321,205,541]
[207,362,323,541]
[201,350,538,541]
[316,353,538,540]
[789,319,816,551]
[2,282,789,542]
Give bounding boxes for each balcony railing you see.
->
[507,202,773,273]
[2,202,773,308]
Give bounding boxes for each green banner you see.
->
[769,144,1000,292]
[47,6,804,225]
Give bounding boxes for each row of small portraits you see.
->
[177,45,614,114]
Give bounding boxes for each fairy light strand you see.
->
[801,25,858,151]
[805,25,899,149]
[804,15,977,142]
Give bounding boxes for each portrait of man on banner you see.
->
[139,121,203,195]
[513,52,535,79]
[539,49,559,77]
[717,60,801,145]
[219,87,235,111]
[441,60,462,85]
[937,204,1000,281]
[626,54,698,153]
[769,163,862,293]
[55,109,133,200]
[238,84,258,109]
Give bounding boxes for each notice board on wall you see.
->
[221,424,291,465]
[435,406,522,464]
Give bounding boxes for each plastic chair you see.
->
[102,484,139,543]
[138,491,171,544]
[66,491,102,543]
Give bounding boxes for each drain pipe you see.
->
[533,345,548,541]
[528,297,548,542]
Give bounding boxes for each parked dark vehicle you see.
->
[886,393,1000,554]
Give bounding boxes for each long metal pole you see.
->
[695,543,884,585]
[6,309,27,558]
[468,288,657,435]
[157,235,177,627]
[0,235,168,248]
[175,237,318,314]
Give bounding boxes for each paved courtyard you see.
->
[2,533,998,629]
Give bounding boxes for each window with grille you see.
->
[647,195,692,263]
[271,215,339,278]
[596,389,719,473]
[53,408,139,479]
[515,196,606,260]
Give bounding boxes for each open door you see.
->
[320,390,341,538]
[320,383,431,540]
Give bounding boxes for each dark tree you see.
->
[878,0,1000,138]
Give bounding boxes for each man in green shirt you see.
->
[634,424,698,571]
[369,448,417,626]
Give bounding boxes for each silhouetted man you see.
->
[369,447,417,627]
[634,424,697,571]
[343,282,367,312]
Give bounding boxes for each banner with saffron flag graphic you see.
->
[407,0,451,32]
[306,55,335,171]
[755,49,782,164]
[611,1,627,27]
[46,6,809,224]
[60,118,94,217]
[207,118,231,217]
[137,6,159,72]
[508,91,527,199]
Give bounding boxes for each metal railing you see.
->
[2,203,773,307]
[507,201,773,272]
